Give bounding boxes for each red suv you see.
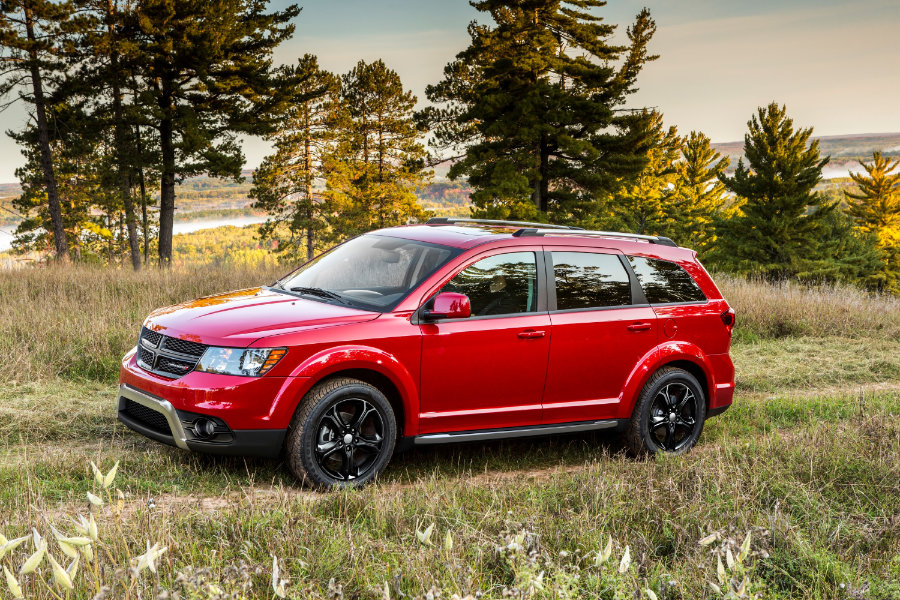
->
[118,218,735,487]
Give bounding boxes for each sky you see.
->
[1,0,898,182]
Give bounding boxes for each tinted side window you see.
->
[553,252,631,310]
[627,256,706,304]
[441,252,537,316]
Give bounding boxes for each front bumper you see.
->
[117,383,287,458]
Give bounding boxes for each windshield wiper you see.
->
[288,286,348,303]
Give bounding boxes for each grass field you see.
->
[0,266,898,599]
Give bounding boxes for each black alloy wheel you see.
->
[647,382,698,452]
[285,377,397,488]
[314,398,385,481]
[625,367,706,456]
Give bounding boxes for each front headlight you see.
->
[194,347,287,377]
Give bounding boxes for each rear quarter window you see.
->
[627,256,706,304]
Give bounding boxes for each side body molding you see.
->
[289,345,421,435]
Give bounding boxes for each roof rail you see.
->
[425,217,583,231]
[512,228,678,247]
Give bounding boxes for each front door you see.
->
[418,250,550,434]
[542,249,659,423]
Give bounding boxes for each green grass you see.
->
[0,265,899,598]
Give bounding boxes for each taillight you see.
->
[720,308,736,329]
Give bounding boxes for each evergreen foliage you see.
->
[600,111,680,235]
[0,0,74,259]
[134,0,300,265]
[844,151,900,292]
[424,0,658,224]
[250,55,337,261]
[669,130,730,254]
[714,103,836,279]
[325,59,429,237]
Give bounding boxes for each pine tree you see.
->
[714,103,835,279]
[845,151,900,233]
[602,111,680,235]
[844,151,900,291]
[134,0,300,265]
[250,55,337,261]
[326,59,429,238]
[0,0,74,260]
[424,0,658,224]
[669,130,730,252]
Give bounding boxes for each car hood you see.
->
[143,287,380,347]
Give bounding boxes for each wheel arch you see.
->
[619,343,714,419]
[314,368,406,437]
[288,345,419,436]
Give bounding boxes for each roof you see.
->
[372,220,697,261]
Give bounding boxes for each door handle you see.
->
[517,330,546,339]
[627,322,652,332]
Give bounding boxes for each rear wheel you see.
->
[625,367,706,455]
[285,377,396,488]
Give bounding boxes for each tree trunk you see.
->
[539,138,549,213]
[23,0,68,261]
[156,81,176,266]
[304,113,314,260]
[107,0,141,270]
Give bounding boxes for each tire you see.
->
[625,367,706,456]
[284,377,397,488]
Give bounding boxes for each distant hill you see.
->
[713,132,900,178]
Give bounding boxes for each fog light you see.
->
[194,418,217,439]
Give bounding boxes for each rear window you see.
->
[552,252,631,310]
[627,256,706,304]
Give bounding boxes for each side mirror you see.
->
[424,292,471,320]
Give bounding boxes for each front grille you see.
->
[124,399,171,435]
[141,327,162,347]
[162,337,206,357]
[137,327,209,379]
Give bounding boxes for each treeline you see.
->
[0,0,300,266]
[2,0,899,293]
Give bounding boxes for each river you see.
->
[0,215,268,253]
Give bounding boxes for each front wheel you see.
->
[285,377,397,488]
[625,367,706,456]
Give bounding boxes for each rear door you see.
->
[542,248,659,424]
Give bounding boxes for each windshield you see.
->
[275,234,458,311]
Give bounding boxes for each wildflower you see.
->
[271,555,287,598]
[443,530,453,553]
[594,536,613,566]
[87,491,103,507]
[3,566,23,599]
[0,535,29,560]
[416,523,435,546]
[48,553,74,590]
[618,546,631,573]
[20,541,46,575]
[133,541,167,574]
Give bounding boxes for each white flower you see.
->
[618,546,631,573]
[416,523,435,546]
[3,566,23,599]
[48,553,74,590]
[20,541,46,575]
[271,555,288,598]
[133,541,167,574]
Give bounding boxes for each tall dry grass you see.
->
[0,264,283,383]
[716,275,900,339]
[1,265,898,383]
